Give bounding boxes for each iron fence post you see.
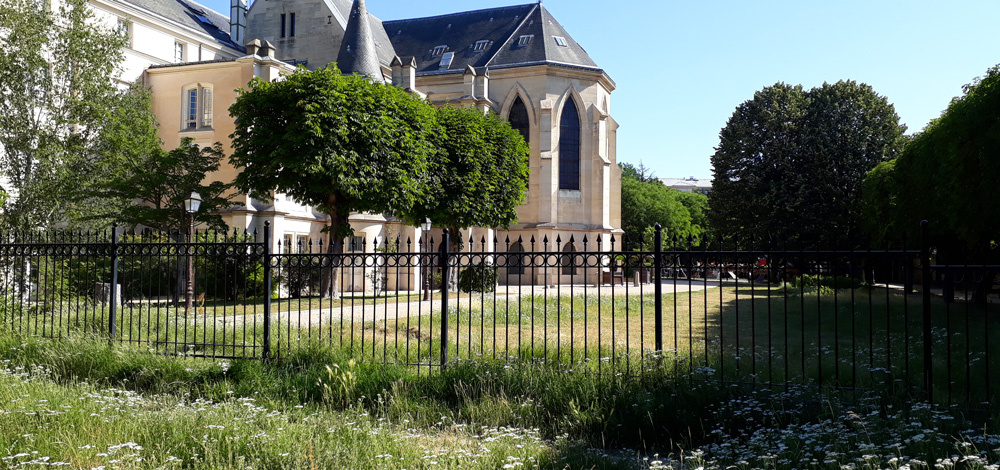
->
[262,222,272,361]
[440,228,450,368]
[654,224,663,351]
[108,223,119,346]
[920,220,932,400]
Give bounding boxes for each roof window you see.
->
[472,40,489,52]
[438,52,455,69]
[431,45,448,56]
[553,36,568,47]
[517,35,533,46]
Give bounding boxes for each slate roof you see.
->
[318,0,397,67]
[382,3,600,75]
[337,0,384,81]
[119,0,244,51]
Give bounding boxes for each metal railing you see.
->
[2,223,998,406]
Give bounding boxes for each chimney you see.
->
[475,69,489,102]
[258,40,276,59]
[245,38,261,57]
[391,56,417,90]
[464,65,476,97]
[229,0,247,45]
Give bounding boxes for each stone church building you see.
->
[92,0,621,287]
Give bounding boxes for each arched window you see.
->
[559,98,580,190]
[508,96,530,143]
[561,242,578,276]
[506,241,525,275]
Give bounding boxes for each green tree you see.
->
[620,170,700,246]
[81,87,231,231]
[710,81,905,247]
[0,0,126,229]
[229,66,438,297]
[402,105,530,247]
[868,65,1000,255]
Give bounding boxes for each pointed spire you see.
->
[336,0,384,83]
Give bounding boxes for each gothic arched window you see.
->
[559,98,580,190]
[508,96,530,144]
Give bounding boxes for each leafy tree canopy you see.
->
[0,0,127,229]
[864,65,1000,255]
[401,105,529,239]
[620,165,705,246]
[710,81,905,248]
[229,65,438,250]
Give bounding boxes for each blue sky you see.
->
[200,0,1000,180]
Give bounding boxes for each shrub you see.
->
[792,274,863,290]
[458,261,498,293]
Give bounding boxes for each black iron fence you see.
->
[2,223,998,406]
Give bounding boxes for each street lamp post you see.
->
[421,218,432,301]
[184,191,202,314]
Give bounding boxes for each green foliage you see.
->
[866,65,1000,255]
[403,106,529,234]
[0,0,127,230]
[229,66,438,250]
[620,169,702,243]
[87,131,233,232]
[711,81,905,248]
[458,261,498,293]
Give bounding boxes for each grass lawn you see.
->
[9,283,1000,405]
[0,335,999,469]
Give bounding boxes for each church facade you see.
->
[98,0,621,287]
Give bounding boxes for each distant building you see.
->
[660,177,711,195]
[85,0,621,288]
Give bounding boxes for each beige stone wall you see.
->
[246,0,343,68]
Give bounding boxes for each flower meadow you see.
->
[0,336,999,469]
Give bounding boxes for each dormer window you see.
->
[431,45,448,56]
[553,36,568,47]
[472,40,489,52]
[517,35,533,46]
[438,52,454,69]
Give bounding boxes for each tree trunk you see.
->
[320,203,349,299]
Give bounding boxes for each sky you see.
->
[200,0,1000,180]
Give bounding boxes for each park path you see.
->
[262,279,721,328]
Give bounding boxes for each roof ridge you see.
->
[484,3,539,69]
[382,3,536,24]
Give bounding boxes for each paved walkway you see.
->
[253,279,723,328]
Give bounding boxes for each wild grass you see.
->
[1,335,1000,469]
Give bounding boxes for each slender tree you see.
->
[0,0,126,229]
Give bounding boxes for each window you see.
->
[438,51,454,69]
[472,40,489,52]
[174,42,185,63]
[431,45,448,56]
[517,35,533,46]
[561,243,578,276]
[280,13,286,38]
[558,98,580,190]
[117,18,132,47]
[506,242,525,275]
[508,96,530,143]
[553,36,568,47]
[290,13,296,37]
[183,86,213,129]
[347,236,366,252]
